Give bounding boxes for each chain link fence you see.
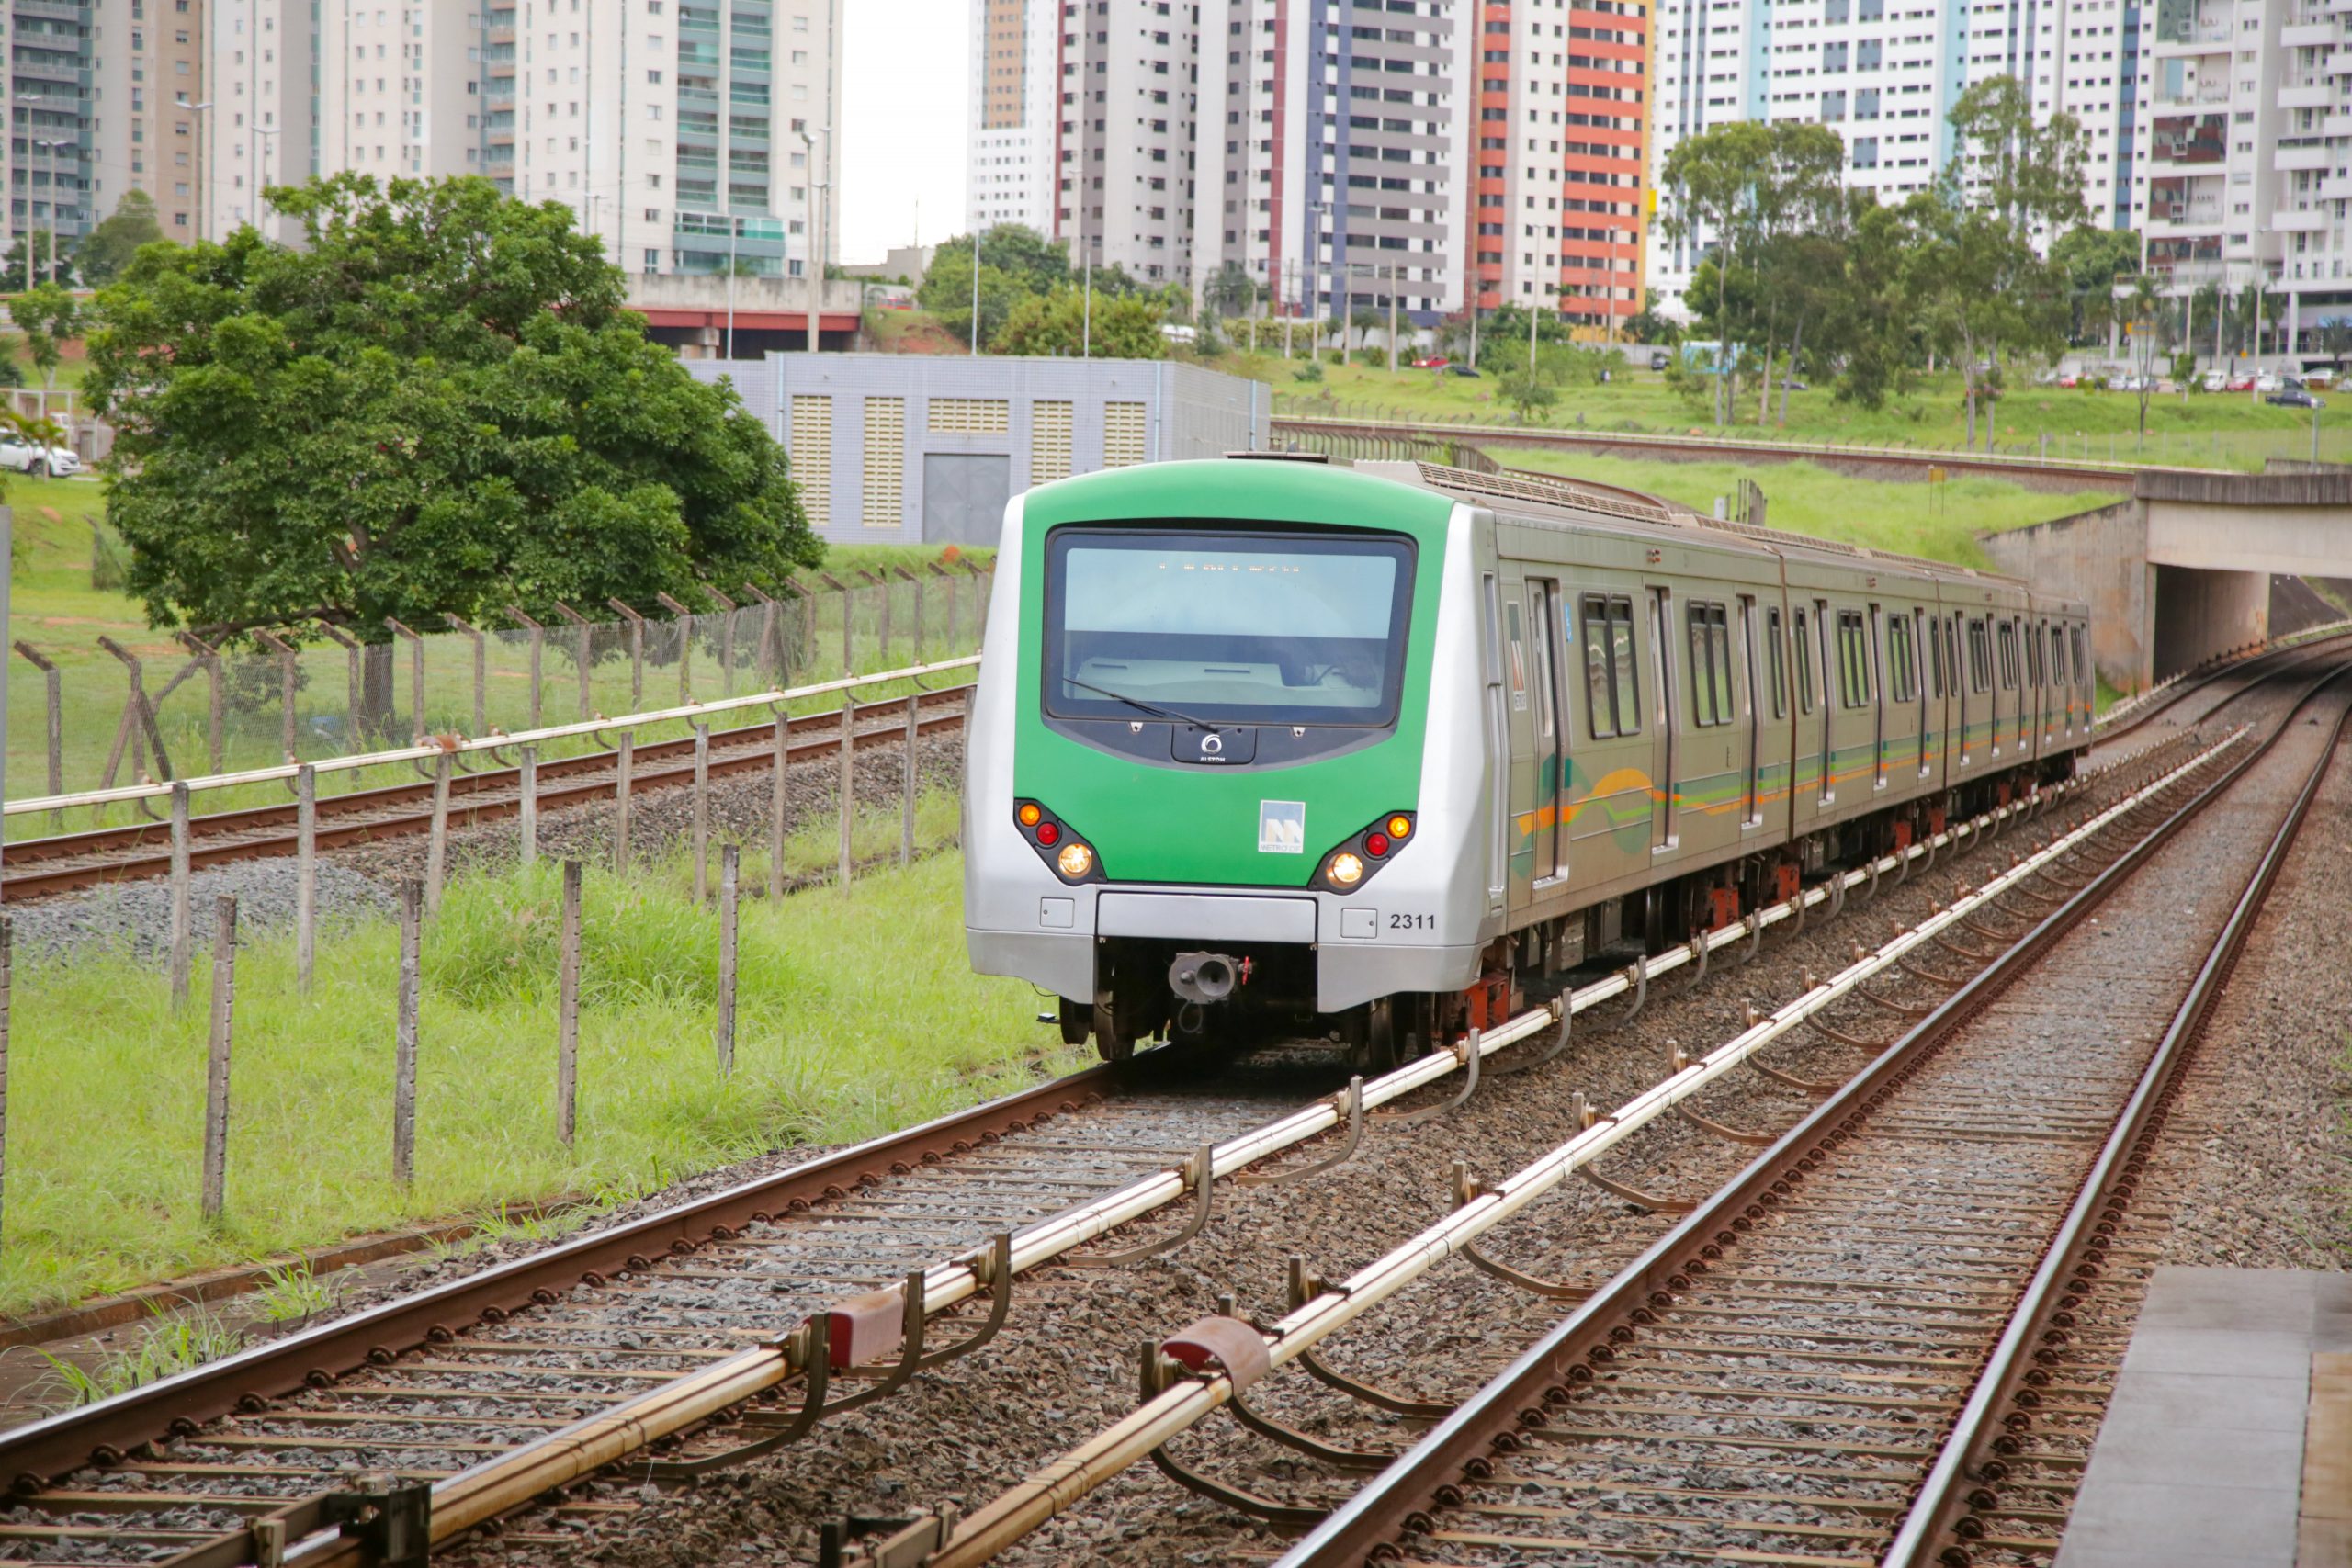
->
[7,568,994,838]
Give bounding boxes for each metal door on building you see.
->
[921,454,1011,547]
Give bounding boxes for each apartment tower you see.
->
[970,0,1057,232]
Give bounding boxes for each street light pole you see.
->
[800,125,831,355]
[727,213,738,359]
[1082,242,1092,358]
[969,226,982,355]
[178,98,214,244]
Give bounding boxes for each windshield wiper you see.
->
[1058,674,1221,730]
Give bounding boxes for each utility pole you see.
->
[1083,241,1092,358]
[970,228,982,355]
[1385,263,1399,374]
[801,125,831,355]
[726,214,738,358]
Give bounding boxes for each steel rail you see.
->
[875,731,2244,1568]
[2091,621,2352,745]
[1266,654,2352,1566]
[1883,666,2352,1568]
[6,739,2157,1568]
[0,654,983,819]
[0,689,972,901]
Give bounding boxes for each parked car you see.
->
[1649,348,1671,370]
[2057,373,2081,389]
[2301,368,2335,389]
[2268,388,2325,409]
[0,434,78,478]
[1780,377,1810,391]
[1448,363,1482,378]
[1413,356,1451,369]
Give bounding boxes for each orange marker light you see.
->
[1386,815,1412,839]
[1018,802,1043,828]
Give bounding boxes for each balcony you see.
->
[2152,84,2233,108]
[2276,140,2334,168]
[2331,49,2352,71]
[2272,204,2332,229]
[2327,111,2352,134]
[2284,20,2337,46]
[2281,78,2335,107]
[2323,174,2352,198]
[2151,24,2232,55]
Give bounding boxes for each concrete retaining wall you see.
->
[1979,501,2154,687]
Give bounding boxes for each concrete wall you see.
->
[1978,500,2154,688]
[2152,565,2270,679]
[690,354,1271,546]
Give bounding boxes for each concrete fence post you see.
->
[443,614,488,736]
[8,642,62,826]
[820,572,852,675]
[250,629,300,762]
[169,781,193,1010]
[932,562,957,653]
[556,861,582,1145]
[710,588,739,695]
[175,631,226,773]
[295,764,318,990]
[393,879,421,1187]
[656,592,695,705]
[716,845,739,1078]
[200,896,238,1223]
[0,914,12,1242]
[906,567,924,664]
[425,750,453,916]
[505,606,547,730]
[866,570,892,664]
[550,602,594,722]
[692,722,712,902]
[614,732,635,873]
[518,745,539,867]
[837,694,856,891]
[901,693,919,867]
[384,618,428,744]
[605,598,646,709]
[769,711,789,900]
[312,621,365,744]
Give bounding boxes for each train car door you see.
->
[1996,616,2020,756]
[1739,596,1763,826]
[1801,600,1833,804]
[1526,578,1566,882]
[1648,586,1679,851]
[1867,605,1887,788]
[1914,608,1935,778]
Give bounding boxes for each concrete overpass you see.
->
[1979,468,2352,688]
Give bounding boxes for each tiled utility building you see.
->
[695,354,1271,547]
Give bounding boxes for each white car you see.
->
[0,434,78,477]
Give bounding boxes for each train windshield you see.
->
[1043,527,1416,727]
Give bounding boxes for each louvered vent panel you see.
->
[1102,401,1147,468]
[928,398,1011,433]
[1031,400,1074,484]
[862,398,906,529]
[788,396,833,522]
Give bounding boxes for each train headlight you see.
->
[1057,841,1095,880]
[1326,852,1366,888]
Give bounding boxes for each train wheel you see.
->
[1058,998,1091,1048]
[1092,998,1135,1064]
[1357,998,1400,1075]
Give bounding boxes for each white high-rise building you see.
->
[209,0,314,244]
[1054,0,1201,286]
[225,1,842,283]
[1647,0,2147,312]
[968,0,1056,234]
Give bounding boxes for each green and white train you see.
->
[962,454,2093,1066]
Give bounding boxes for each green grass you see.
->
[0,847,1082,1319]
[1248,356,2352,469]
[1505,452,2113,570]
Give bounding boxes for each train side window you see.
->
[1836,609,1871,708]
[1996,620,2018,690]
[1924,611,1944,698]
[1887,615,1916,704]
[1609,598,1642,736]
[2071,626,2087,685]
[1793,607,1815,715]
[1967,618,1992,694]
[1765,606,1787,718]
[1526,584,1558,743]
[1579,593,1641,739]
[1504,598,1529,712]
[1686,601,1732,727]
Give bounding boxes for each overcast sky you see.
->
[841,0,970,262]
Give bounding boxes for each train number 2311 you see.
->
[1388,913,1436,931]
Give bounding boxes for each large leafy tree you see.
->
[85,174,819,668]
[1661,119,1772,424]
[2051,224,2140,345]
[76,189,167,285]
[989,286,1166,359]
[9,282,78,386]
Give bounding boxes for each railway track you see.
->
[0,686,971,903]
[2088,625,2352,751]
[0,727,2208,1568]
[1270,415,2144,491]
[1254,657,2352,1567]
